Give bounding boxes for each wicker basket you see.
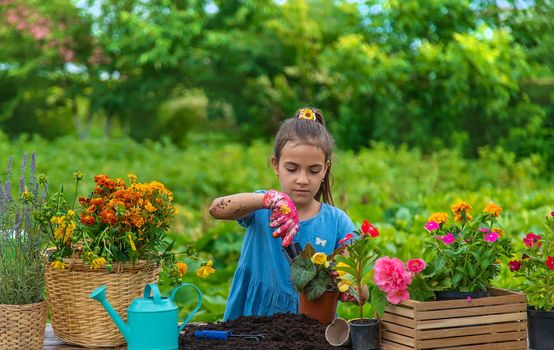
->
[45,259,160,348]
[0,301,48,350]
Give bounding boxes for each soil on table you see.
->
[179,313,338,349]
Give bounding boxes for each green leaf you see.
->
[304,272,333,301]
[468,263,476,278]
[452,272,463,287]
[371,286,388,318]
[290,255,316,291]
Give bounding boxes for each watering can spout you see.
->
[89,285,131,341]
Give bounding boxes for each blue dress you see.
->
[223,198,355,321]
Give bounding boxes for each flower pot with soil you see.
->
[350,318,380,350]
[299,290,340,325]
[290,243,346,324]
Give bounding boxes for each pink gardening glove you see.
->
[262,190,299,247]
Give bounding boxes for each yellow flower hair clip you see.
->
[298,108,316,121]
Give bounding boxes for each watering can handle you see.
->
[171,283,203,332]
[143,283,162,304]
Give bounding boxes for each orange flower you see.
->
[451,201,473,222]
[483,203,502,218]
[428,212,448,225]
[73,174,177,268]
[99,208,117,225]
[80,214,95,225]
[176,262,188,276]
[131,215,145,228]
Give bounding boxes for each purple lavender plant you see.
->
[0,152,46,304]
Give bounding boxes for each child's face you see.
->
[272,142,329,208]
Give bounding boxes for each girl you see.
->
[209,107,356,321]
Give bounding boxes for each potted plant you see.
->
[0,153,49,349]
[422,201,512,300]
[508,211,554,350]
[334,220,421,350]
[39,173,213,347]
[290,242,347,324]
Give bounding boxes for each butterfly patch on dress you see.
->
[315,237,327,248]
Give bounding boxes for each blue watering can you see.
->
[89,283,202,350]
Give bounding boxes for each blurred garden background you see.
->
[1,0,553,321]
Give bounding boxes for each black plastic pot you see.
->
[434,290,489,301]
[528,306,554,350]
[349,318,380,350]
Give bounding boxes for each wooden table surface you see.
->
[44,324,126,350]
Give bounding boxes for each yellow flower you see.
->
[51,261,66,269]
[91,257,107,269]
[128,173,137,183]
[144,201,156,213]
[338,280,351,293]
[451,201,473,222]
[483,203,502,218]
[176,262,188,276]
[21,186,33,202]
[311,252,327,265]
[128,234,137,251]
[298,108,316,121]
[335,262,350,277]
[51,215,64,225]
[428,212,448,224]
[197,260,216,278]
[52,216,76,243]
[67,210,75,217]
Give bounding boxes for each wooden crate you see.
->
[381,288,527,350]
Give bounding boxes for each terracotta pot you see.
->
[299,291,339,325]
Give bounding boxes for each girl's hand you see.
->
[262,190,299,247]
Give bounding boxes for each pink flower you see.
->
[483,231,499,243]
[523,233,542,248]
[551,211,554,218]
[441,232,456,245]
[466,296,472,303]
[385,288,410,304]
[424,221,439,231]
[406,258,426,274]
[478,227,490,233]
[373,257,413,294]
[338,233,354,246]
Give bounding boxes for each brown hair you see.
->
[273,107,335,205]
